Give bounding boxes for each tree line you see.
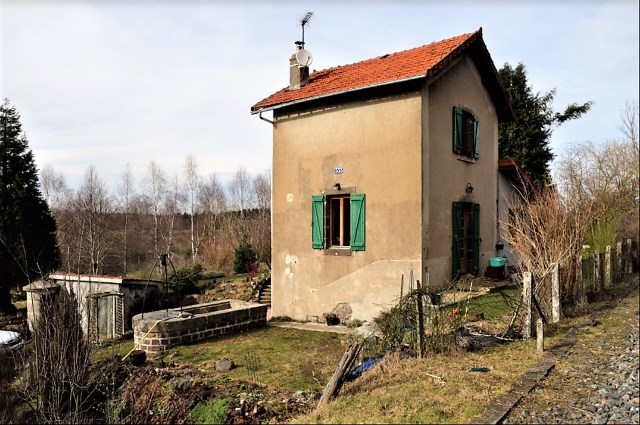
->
[39,158,271,279]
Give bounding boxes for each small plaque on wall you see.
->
[334,166,344,174]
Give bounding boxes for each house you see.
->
[24,273,162,342]
[497,157,540,268]
[251,28,514,322]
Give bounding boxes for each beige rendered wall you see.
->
[424,55,500,288]
[271,92,424,322]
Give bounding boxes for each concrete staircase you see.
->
[258,277,271,307]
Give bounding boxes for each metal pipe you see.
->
[259,111,274,125]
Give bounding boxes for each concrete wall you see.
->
[272,91,424,322]
[424,56,500,286]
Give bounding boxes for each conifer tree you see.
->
[0,99,60,312]
[498,63,593,188]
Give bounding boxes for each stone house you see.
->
[251,28,514,322]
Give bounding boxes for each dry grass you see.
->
[295,339,543,424]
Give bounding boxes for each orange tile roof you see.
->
[252,28,484,113]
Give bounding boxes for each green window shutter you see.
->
[312,195,325,249]
[473,115,480,159]
[452,106,463,155]
[350,193,365,251]
[452,202,462,279]
[473,203,481,274]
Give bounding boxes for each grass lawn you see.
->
[89,276,638,424]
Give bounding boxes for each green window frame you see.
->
[311,193,366,251]
[452,106,479,159]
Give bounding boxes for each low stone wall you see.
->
[132,299,267,359]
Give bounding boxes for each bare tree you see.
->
[39,166,75,272]
[228,166,253,218]
[20,289,96,424]
[251,170,271,268]
[162,173,184,257]
[199,174,228,270]
[76,165,113,274]
[183,155,202,263]
[39,165,71,212]
[555,101,639,246]
[500,185,596,315]
[118,163,135,276]
[144,161,166,256]
[227,166,255,247]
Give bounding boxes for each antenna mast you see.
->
[296,11,313,50]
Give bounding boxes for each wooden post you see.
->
[536,318,544,352]
[318,341,363,407]
[604,245,612,289]
[416,280,425,359]
[594,250,601,293]
[616,241,623,281]
[551,263,561,323]
[626,238,633,274]
[522,272,533,339]
[576,255,586,305]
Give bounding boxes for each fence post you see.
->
[523,272,533,339]
[576,255,585,305]
[551,263,561,323]
[536,318,544,352]
[626,238,633,274]
[594,250,601,293]
[616,241,623,281]
[415,280,425,359]
[604,245,612,289]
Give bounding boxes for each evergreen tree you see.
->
[0,99,60,313]
[233,236,257,275]
[498,63,593,188]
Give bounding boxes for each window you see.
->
[453,106,479,159]
[452,202,480,278]
[312,193,365,251]
[329,195,351,247]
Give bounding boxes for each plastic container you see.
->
[489,257,506,267]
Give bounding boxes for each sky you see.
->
[1,0,638,192]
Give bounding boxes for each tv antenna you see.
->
[295,11,313,50]
[294,12,314,67]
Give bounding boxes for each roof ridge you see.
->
[308,29,480,79]
[251,28,485,113]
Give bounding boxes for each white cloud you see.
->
[2,1,638,190]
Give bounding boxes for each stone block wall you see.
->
[132,300,268,359]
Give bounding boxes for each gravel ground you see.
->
[504,277,639,424]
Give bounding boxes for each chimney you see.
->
[289,51,309,90]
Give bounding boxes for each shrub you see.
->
[233,237,257,275]
[168,264,204,294]
[189,398,231,424]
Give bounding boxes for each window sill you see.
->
[324,247,352,256]
[456,155,476,164]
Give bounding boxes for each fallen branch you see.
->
[317,341,363,407]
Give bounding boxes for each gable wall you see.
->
[271,92,424,322]
[424,55,500,287]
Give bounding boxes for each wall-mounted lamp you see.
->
[465,183,474,194]
[334,183,341,191]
